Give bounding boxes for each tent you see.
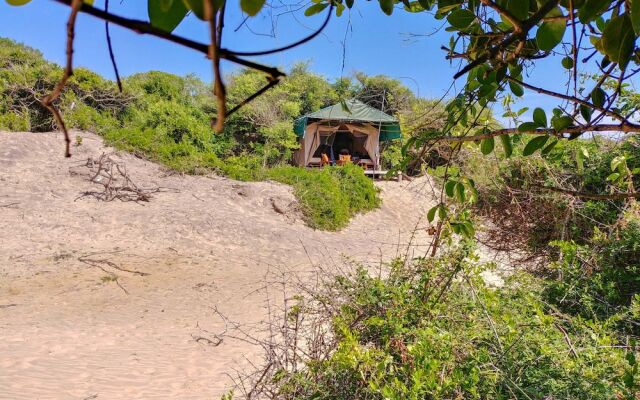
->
[292,99,402,169]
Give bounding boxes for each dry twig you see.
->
[74,153,178,203]
[40,0,83,158]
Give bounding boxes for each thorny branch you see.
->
[40,0,83,157]
[205,0,227,133]
[104,0,122,92]
[73,153,178,203]
[535,184,640,200]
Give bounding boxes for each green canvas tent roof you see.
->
[293,99,402,141]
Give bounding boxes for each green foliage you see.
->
[545,215,640,336]
[259,248,638,399]
[457,135,640,257]
[0,111,29,131]
[266,164,380,230]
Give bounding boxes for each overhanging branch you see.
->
[431,123,640,142]
[50,0,286,79]
[535,185,640,200]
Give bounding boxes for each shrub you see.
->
[266,165,379,231]
[327,163,381,214]
[544,214,640,335]
[239,247,639,399]
[0,111,29,131]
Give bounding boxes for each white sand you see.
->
[0,131,456,399]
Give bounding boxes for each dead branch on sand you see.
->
[74,153,178,203]
[78,254,150,295]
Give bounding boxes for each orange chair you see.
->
[337,154,352,166]
[320,153,330,167]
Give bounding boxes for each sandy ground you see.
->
[0,131,508,399]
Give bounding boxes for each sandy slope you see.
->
[1,131,461,399]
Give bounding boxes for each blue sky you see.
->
[0,0,622,124]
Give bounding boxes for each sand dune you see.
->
[0,131,460,399]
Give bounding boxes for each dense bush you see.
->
[544,213,640,336]
[454,135,640,260]
[237,246,639,399]
[266,164,380,230]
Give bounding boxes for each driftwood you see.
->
[74,153,177,203]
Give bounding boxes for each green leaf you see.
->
[552,115,573,131]
[418,0,434,9]
[379,0,395,15]
[591,87,606,108]
[437,1,461,16]
[478,83,497,99]
[576,148,585,172]
[561,56,574,69]
[480,136,495,155]
[438,204,447,220]
[447,9,476,29]
[404,1,426,12]
[533,108,547,127]
[580,104,593,123]
[445,180,457,197]
[6,0,32,4]
[536,18,566,51]
[607,172,621,182]
[578,0,611,23]
[518,122,538,132]
[509,81,524,97]
[305,3,329,16]
[454,182,466,202]
[632,0,640,35]
[580,146,590,159]
[241,0,266,16]
[503,0,528,21]
[182,0,205,19]
[462,221,475,237]
[602,15,635,69]
[499,134,513,158]
[523,135,550,156]
[541,138,558,155]
[427,205,438,222]
[149,0,189,32]
[611,155,627,171]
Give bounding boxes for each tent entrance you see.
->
[312,130,373,161]
[333,131,354,156]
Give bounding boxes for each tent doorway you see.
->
[311,130,373,163]
[333,131,353,156]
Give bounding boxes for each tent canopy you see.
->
[294,99,402,141]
